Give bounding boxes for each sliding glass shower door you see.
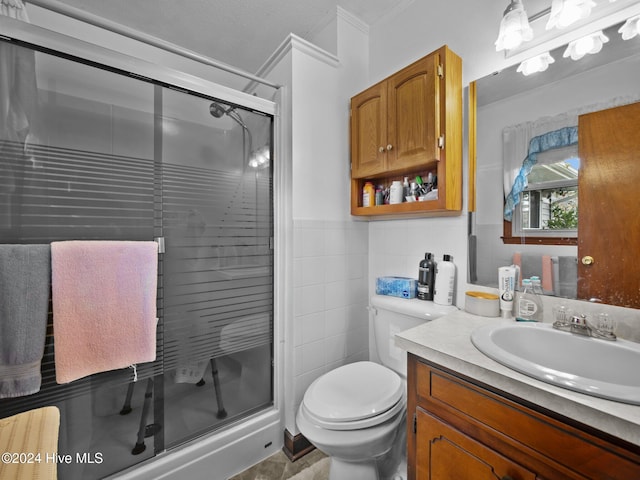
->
[160,90,274,448]
[0,35,274,479]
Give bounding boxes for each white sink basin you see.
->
[471,322,640,405]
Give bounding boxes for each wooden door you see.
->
[416,410,537,480]
[578,102,640,307]
[350,81,388,178]
[387,53,439,173]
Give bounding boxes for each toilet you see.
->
[296,295,457,480]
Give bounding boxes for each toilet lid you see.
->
[303,361,403,423]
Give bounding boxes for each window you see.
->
[503,142,579,246]
[513,155,579,237]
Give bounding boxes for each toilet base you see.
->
[329,457,378,480]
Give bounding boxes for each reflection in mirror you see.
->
[469,19,640,307]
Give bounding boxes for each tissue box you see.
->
[376,276,417,299]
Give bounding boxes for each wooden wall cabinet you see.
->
[350,45,462,217]
[407,355,640,480]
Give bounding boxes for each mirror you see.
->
[469,19,640,307]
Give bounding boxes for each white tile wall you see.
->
[292,219,369,420]
[368,216,469,304]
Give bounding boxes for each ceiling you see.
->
[46,0,408,74]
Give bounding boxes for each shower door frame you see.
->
[0,15,287,479]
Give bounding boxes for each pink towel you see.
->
[51,241,158,384]
[541,255,554,293]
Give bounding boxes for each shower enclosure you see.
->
[0,19,276,480]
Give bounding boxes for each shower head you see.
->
[209,101,248,132]
[209,101,230,118]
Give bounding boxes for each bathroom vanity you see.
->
[396,311,640,480]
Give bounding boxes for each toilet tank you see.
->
[370,294,457,377]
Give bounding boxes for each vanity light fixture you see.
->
[619,14,640,39]
[563,30,609,59]
[517,51,555,75]
[495,0,534,51]
[546,0,597,30]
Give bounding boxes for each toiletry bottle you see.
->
[403,176,410,198]
[434,254,455,306]
[426,172,434,191]
[530,276,544,295]
[516,278,543,322]
[362,182,375,207]
[498,265,516,318]
[390,180,403,204]
[530,275,544,319]
[375,186,384,206]
[415,175,425,197]
[417,252,436,301]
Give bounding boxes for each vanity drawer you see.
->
[414,359,640,480]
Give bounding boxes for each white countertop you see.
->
[395,309,640,447]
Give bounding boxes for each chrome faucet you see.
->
[553,314,617,341]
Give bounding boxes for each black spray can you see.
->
[417,252,436,301]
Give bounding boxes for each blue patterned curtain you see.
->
[503,126,578,221]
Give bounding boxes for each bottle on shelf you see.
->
[390,180,403,204]
[375,186,384,206]
[403,176,410,198]
[362,181,375,207]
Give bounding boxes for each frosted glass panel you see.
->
[161,89,273,447]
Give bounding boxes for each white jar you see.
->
[389,181,403,204]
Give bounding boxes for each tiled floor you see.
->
[229,448,328,480]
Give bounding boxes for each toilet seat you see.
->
[301,361,404,431]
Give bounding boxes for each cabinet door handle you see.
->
[386,144,393,151]
[379,146,385,153]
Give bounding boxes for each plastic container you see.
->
[515,278,543,322]
[389,181,404,204]
[465,291,500,317]
[417,252,436,301]
[362,182,375,207]
[434,254,455,306]
[375,186,384,206]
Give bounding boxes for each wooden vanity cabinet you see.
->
[407,354,640,480]
[350,45,462,217]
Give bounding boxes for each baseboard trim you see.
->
[282,429,315,462]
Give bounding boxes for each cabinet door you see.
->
[350,81,388,178]
[387,53,440,173]
[416,410,537,480]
